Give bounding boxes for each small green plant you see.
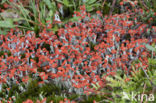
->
[0,77,116,103]
[98,61,156,103]
[0,0,58,35]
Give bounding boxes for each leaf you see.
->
[51,2,57,11]
[56,0,63,3]
[92,83,98,90]
[63,0,69,7]
[43,0,52,9]
[15,3,31,27]
[91,82,100,90]
[17,3,30,16]
[48,10,53,17]
[0,9,19,19]
[52,25,58,33]
[144,43,156,51]
[86,6,94,12]
[70,17,81,22]
[0,19,14,28]
[91,3,101,7]
[87,0,96,4]
[31,0,38,19]
[1,0,7,4]
[0,29,8,35]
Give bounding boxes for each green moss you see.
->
[37,67,45,72]
[39,83,62,96]
[89,42,96,52]
[8,84,20,98]
[4,79,67,102]
[68,94,79,100]
[1,78,113,103]
[21,53,26,59]
[47,95,65,103]
[7,51,11,56]
[41,43,51,52]
[0,51,11,57]
[15,80,39,102]
[0,51,4,56]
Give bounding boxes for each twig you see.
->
[140,83,146,103]
[109,0,116,16]
[98,96,114,103]
[140,0,149,10]
[102,0,107,7]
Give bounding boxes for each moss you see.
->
[15,80,40,102]
[37,67,45,72]
[6,79,67,102]
[46,95,65,103]
[41,43,51,52]
[21,53,26,59]
[68,94,79,100]
[7,51,11,56]
[33,57,39,63]
[89,42,96,52]
[1,78,112,103]
[0,51,4,57]
[0,51,11,57]
[39,83,62,96]
[8,84,20,98]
